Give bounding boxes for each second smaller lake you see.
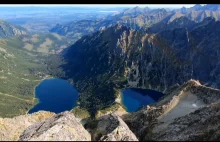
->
[121,88,164,112]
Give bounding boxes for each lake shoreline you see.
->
[25,76,54,114]
[95,90,128,118]
[27,78,78,114]
[121,88,164,112]
[116,90,128,112]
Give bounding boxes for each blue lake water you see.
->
[121,88,164,112]
[28,78,78,114]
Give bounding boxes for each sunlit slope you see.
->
[0,38,47,117]
[0,20,27,38]
[5,33,69,54]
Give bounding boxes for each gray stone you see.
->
[18,111,91,141]
[95,113,138,141]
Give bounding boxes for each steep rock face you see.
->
[92,113,138,141]
[0,20,27,38]
[122,79,220,141]
[61,19,220,115]
[148,16,197,33]
[63,17,220,91]
[0,111,55,141]
[19,111,91,141]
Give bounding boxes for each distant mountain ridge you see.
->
[171,4,220,23]
[188,4,220,11]
[49,7,172,40]
[50,20,114,41]
[50,4,220,41]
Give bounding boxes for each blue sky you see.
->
[0,4,206,9]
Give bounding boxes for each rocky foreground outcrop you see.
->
[1,79,220,141]
[0,111,137,141]
[0,111,55,141]
[87,113,138,141]
[19,111,91,141]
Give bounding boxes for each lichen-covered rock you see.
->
[94,113,138,141]
[18,111,91,141]
[0,111,55,141]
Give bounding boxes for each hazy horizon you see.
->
[0,4,206,9]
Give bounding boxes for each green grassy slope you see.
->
[0,38,49,117]
[6,33,69,54]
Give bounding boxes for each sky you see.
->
[0,4,206,9]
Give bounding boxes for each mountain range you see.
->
[50,4,220,42]
[54,16,220,117]
[1,4,220,118]
[1,4,220,141]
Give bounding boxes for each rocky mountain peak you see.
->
[185,79,201,86]
[180,6,187,14]
[203,4,220,11]
[133,6,141,10]
[144,6,150,11]
[193,4,203,10]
